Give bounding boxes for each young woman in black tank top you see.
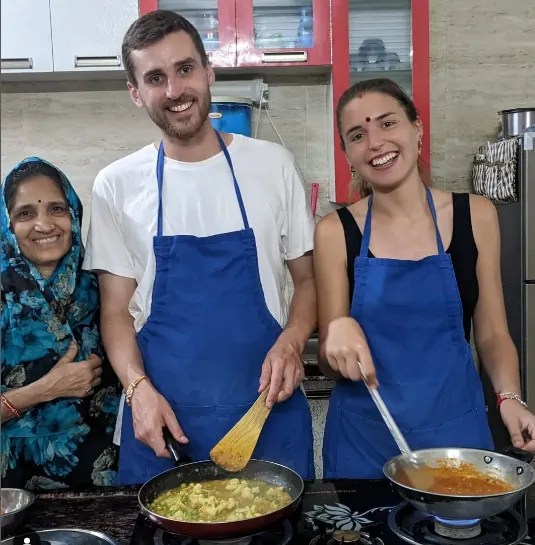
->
[314,78,535,478]
[337,193,477,342]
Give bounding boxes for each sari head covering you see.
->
[1,156,100,369]
[1,157,119,491]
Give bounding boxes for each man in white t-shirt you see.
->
[83,10,317,485]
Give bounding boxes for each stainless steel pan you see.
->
[383,447,534,519]
[138,429,304,539]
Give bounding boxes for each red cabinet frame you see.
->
[139,0,238,67]
[330,0,430,204]
[236,0,331,67]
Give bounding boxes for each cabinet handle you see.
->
[1,58,33,70]
[261,51,308,64]
[74,55,121,68]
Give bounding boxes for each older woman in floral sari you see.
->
[1,157,121,491]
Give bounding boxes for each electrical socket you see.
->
[261,83,269,108]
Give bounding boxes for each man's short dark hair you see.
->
[122,10,209,86]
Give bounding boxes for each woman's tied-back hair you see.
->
[122,9,209,86]
[335,78,429,198]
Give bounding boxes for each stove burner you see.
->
[152,519,293,545]
[308,523,385,545]
[197,536,252,545]
[388,503,528,545]
[329,529,383,545]
[434,517,482,539]
[332,530,363,543]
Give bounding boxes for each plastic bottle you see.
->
[297,7,313,48]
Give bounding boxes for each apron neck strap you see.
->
[425,186,445,254]
[214,132,249,230]
[156,142,165,238]
[359,196,374,258]
[156,132,249,237]
[359,186,446,258]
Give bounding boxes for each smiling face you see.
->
[128,30,214,141]
[339,91,423,192]
[9,175,72,278]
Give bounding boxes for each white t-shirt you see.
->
[83,133,314,333]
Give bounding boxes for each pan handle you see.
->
[162,427,192,465]
[501,446,534,464]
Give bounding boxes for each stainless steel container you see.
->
[1,528,119,544]
[499,108,535,138]
[383,447,534,520]
[1,488,35,533]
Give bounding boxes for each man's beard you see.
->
[147,88,212,141]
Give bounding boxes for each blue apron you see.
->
[323,187,494,479]
[117,132,315,485]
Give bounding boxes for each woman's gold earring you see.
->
[418,136,423,155]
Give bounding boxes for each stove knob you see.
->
[332,530,362,543]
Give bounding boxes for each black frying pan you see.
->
[138,429,304,539]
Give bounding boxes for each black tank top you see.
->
[337,193,478,342]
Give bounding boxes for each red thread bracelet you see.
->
[1,395,21,418]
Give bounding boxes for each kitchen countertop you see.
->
[2,486,142,545]
[4,482,535,545]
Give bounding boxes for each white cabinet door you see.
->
[50,0,138,72]
[1,0,54,73]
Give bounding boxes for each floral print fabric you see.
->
[1,157,121,491]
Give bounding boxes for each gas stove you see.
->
[129,480,535,545]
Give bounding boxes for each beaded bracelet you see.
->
[495,391,528,409]
[125,375,149,407]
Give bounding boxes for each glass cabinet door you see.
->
[348,0,412,95]
[159,0,221,52]
[252,0,314,50]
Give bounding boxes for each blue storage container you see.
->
[209,97,253,137]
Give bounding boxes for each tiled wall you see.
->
[2,0,535,221]
[0,77,336,240]
[429,0,535,191]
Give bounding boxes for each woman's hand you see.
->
[43,341,103,400]
[325,317,377,386]
[500,400,535,452]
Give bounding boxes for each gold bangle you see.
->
[125,375,148,406]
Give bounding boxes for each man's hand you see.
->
[259,329,305,409]
[130,380,188,458]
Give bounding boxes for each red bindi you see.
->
[365,117,371,123]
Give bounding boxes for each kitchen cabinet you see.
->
[140,0,237,67]
[329,0,430,203]
[1,0,54,73]
[236,0,330,67]
[139,0,330,68]
[50,0,138,72]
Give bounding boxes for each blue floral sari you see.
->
[1,157,121,491]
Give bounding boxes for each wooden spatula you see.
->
[210,389,271,472]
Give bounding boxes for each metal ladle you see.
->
[357,362,434,490]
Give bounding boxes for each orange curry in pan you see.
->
[396,459,515,495]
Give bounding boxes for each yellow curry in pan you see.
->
[148,478,292,523]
